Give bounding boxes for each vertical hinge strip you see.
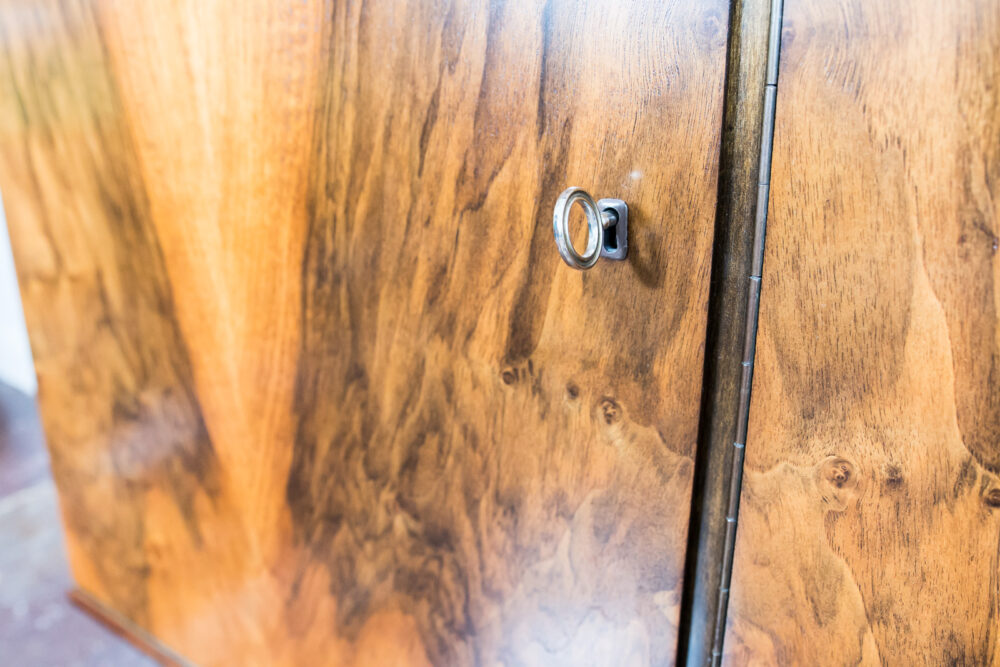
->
[709,0,784,663]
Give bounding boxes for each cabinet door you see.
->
[725,0,1000,663]
[0,1,729,663]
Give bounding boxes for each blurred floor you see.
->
[0,381,155,666]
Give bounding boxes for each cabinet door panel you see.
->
[0,0,729,663]
[725,1,1000,663]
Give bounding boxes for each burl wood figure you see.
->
[725,0,1000,664]
[0,0,729,664]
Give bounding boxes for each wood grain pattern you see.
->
[0,0,729,663]
[725,1,1000,664]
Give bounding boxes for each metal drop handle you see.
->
[552,187,628,270]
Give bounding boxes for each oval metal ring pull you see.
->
[552,186,628,270]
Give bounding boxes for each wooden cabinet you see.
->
[0,0,729,664]
[0,0,996,665]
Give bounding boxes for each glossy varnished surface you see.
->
[725,1,1000,663]
[0,0,728,663]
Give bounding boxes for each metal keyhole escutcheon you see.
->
[552,186,628,270]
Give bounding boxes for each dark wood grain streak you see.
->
[725,1,1000,663]
[677,0,776,663]
[0,0,731,664]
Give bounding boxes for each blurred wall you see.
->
[0,194,36,395]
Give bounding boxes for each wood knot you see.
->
[883,463,904,489]
[599,397,621,425]
[566,382,579,399]
[781,22,796,50]
[501,368,517,385]
[822,458,856,489]
[985,489,1000,509]
[816,457,859,512]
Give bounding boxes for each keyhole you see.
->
[602,209,619,252]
